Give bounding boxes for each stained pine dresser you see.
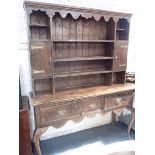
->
[24,1,135,155]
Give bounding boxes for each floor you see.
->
[33,122,135,155]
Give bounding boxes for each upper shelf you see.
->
[53,40,115,43]
[54,56,113,62]
[30,24,49,27]
[116,29,126,31]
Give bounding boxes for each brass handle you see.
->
[31,45,43,50]
[121,45,128,48]
[90,103,96,108]
[58,110,65,116]
[33,69,44,74]
[75,105,79,110]
[115,98,122,105]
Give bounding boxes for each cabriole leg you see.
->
[33,127,48,155]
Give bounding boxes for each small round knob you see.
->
[115,56,118,59]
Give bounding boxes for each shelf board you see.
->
[30,24,49,27]
[54,70,112,78]
[116,29,126,31]
[30,39,51,42]
[53,40,114,43]
[32,76,53,80]
[54,56,113,62]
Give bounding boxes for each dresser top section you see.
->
[24,1,132,21]
[31,84,135,107]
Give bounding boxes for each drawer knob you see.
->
[58,110,65,116]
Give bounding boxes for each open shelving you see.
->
[116,19,129,40]
[28,10,130,96]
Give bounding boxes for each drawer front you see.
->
[80,97,102,112]
[104,92,133,110]
[40,101,81,124]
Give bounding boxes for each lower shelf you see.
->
[54,70,112,78]
[32,71,126,96]
[33,73,113,96]
[113,71,126,84]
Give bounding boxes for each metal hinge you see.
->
[32,69,45,74]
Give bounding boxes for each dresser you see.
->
[24,1,134,155]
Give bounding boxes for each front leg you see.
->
[112,108,124,124]
[127,107,135,138]
[33,127,48,155]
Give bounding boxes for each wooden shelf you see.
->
[116,29,126,31]
[54,56,113,62]
[54,70,112,78]
[53,40,115,43]
[30,39,51,42]
[32,76,53,80]
[30,24,49,27]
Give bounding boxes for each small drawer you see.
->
[80,97,102,113]
[40,100,81,124]
[104,92,133,110]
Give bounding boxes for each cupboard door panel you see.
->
[113,42,128,71]
[30,42,52,78]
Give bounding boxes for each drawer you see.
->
[39,100,81,125]
[80,97,102,113]
[104,92,133,110]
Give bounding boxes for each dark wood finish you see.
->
[24,1,132,95]
[104,92,133,110]
[113,42,128,71]
[54,56,113,62]
[113,71,126,84]
[24,2,133,155]
[19,96,32,155]
[33,84,134,128]
[116,19,129,40]
[30,41,52,78]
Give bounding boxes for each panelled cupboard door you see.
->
[113,42,128,71]
[30,41,52,78]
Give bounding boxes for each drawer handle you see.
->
[31,45,43,50]
[72,104,79,111]
[58,110,66,116]
[115,98,122,105]
[90,103,96,108]
[33,69,45,74]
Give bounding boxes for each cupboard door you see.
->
[30,42,52,78]
[113,42,128,71]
